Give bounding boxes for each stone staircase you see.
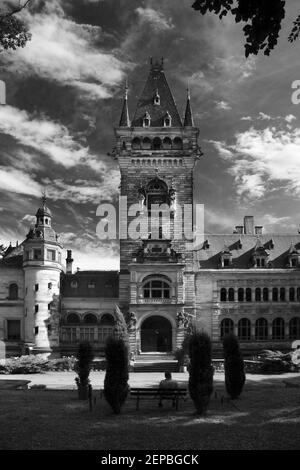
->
[133,353,179,373]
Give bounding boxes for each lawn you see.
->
[0,373,300,450]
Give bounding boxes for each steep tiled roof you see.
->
[195,234,300,269]
[132,60,182,127]
[61,270,119,298]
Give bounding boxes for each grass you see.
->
[0,374,300,450]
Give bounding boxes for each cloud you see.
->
[135,7,174,31]
[215,100,232,111]
[47,175,120,204]
[0,105,109,173]
[2,3,128,100]
[210,125,300,200]
[0,167,41,197]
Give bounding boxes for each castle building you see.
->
[1,59,300,358]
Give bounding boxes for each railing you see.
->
[60,326,113,344]
[138,298,177,304]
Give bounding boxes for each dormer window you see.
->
[143,112,151,127]
[255,257,266,267]
[88,281,96,289]
[203,240,210,250]
[71,280,78,289]
[154,89,160,106]
[220,246,232,268]
[288,243,299,268]
[252,239,269,268]
[164,111,172,127]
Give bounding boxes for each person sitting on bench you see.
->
[158,371,178,407]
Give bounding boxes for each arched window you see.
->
[173,137,182,149]
[238,318,251,340]
[255,287,261,302]
[143,279,170,299]
[220,318,234,339]
[272,318,285,340]
[163,137,172,150]
[245,288,252,302]
[152,137,162,150]
[66,313,80,324]
[255,318,268,340]
[142,137,151,150]
[84,313,97,324]
[220,288,227,302]
[289,287,295,302]
[8,283,18,300]
[100,314,115,325]
[263,287,269,302]
[132,137,141,149]
[280,287,285,301]
[238,288,244,302]
[272,287,278,301]
[143,112,151,127]
[228,288,234,301]
[289,317,300,339]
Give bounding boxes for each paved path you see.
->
[0,370,299,390]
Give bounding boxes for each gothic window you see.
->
[142,137,151,149]
[272,318,285,340]
[289,317,300,339]
[255,288,261,302]
[163,137,172,150]
[220,288,227,302]
[8,283,18,300]
[153,137,162,150]
[228,288,234,301]
[256,257,266,267]
[238,318,251,340]
[289,287,295,301]
[280,287,286,301]
[84,313,97,324]
[66,313,80,324]
[7,320,21,340]
[263,287,269,301]
[220,318,234,339]
[255,318,268,340]
[173,137,182,149]
[238,288,244,302]
[272,287,278,301]
[245,288,252,302]
[132,137,141,149]
[143,279,170,299]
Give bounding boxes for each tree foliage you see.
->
[0,0,32,51]
[223,333,245,399]
[74,341,94,388]
[188,330,214,415]
[104,337,129,414]
[192,0,295,57]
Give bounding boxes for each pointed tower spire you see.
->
[184,85,194,127]
[119,81,130,127]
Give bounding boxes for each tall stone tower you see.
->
[114,59,202,355]
[23,196,63,355]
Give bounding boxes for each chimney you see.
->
[255,226,263,235]
[66,250,73,274]
[244,216,254,235]
[235,226,244,234]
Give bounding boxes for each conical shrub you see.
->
[223,334,246,399]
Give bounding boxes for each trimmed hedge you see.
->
[0,355,106,374]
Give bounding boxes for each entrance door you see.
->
[141,316,172,352]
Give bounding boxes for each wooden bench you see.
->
[130,387,188,411]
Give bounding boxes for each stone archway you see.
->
[141,315,172,352]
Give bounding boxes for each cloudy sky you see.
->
[1,0,300,270]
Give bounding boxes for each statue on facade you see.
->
[176,311,190,328]
[127,311,137,331]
